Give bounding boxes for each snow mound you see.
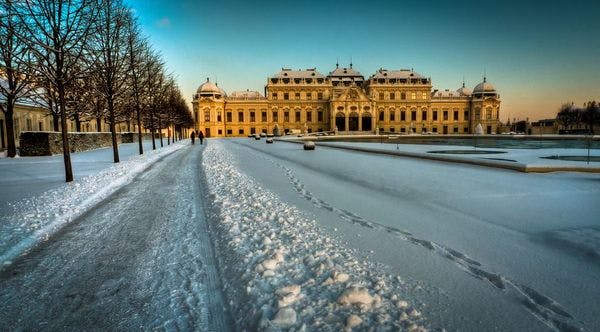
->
[202,140,428,330]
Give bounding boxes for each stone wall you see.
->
[18,131,160,156]
[121,132,157,143]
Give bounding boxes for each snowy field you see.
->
[210,138,600,331]
[1,137,598,331]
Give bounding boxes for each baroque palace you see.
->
[192,64,500,137]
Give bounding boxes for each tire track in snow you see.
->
[237,141,585,332]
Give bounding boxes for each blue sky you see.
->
[126,0,600,121]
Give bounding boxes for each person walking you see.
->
[199,130,204,144]
[190,131,196,145]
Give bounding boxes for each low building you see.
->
[192,64,501,137]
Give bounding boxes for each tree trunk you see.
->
[150,110,156,150]
[75,113,81,132]
[4,102,17,158]
[58,78,73,183]
[96,117,102,132]
[53,113,60,131]
[158,117,164,147]
[108,97,120,163]
[136,104,143,154]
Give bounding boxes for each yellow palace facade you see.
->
[192,65,500,137]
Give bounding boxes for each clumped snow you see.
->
[202,141,429,331]
[0,141,188,267]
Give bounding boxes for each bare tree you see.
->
[88,0,130,163]
[15,0,99,182]
[0,0,38,157]
[125,13,148,154]
[583,101,599,134]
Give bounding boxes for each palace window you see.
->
[295,111,301,122]
[411,92,416,100]
[307,92,312,100]
[227,129,232,135]
[443,110,448,121]
[454,111,459,121]
[401,92,406,100]
[433,127,438,133]
[307,111,312,122]
[390,111,395,121]
[464,110,469,120]
[422,92,427,100]
[272,92,278,100]
[284,92,289,100]
[453,127,459,133]
[379,111,384,121]
[295,92,300,100]
[261,111,267,122]
[390,127,395,132]
[464,127,469,133]
[400,111,406,121]
[379,92,384,100]
[238,129,244,135]
[400,127,406,133]
[317,92,323,100]
[422,111,427,121]
[273,111,278,122]
[238,111,244,122]
[250,127,256,134]
[250,111,255,122]
[218,129,222,135]
[433,111,438,121]
[318,111,323,122]
[204,111,210,122]
[411,110,417,121]
[390,92,395,100]
[217,112,222,122]
[284,111,289,122]
[226,112,232,122]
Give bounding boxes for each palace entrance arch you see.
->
[348,112,359,131]
[335,112,346,131]
[362,113,372,131]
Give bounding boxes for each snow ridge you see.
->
[202,141,428,331]
[0,141,188,269]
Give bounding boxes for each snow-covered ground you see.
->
[214,138,600,331]
[0,140,187,269]
[202,141,428,331]
[1,137,598,331]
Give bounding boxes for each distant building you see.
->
[530,119,558,135]
[192,64,501,137]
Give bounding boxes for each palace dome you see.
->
[457,82,472,96]
[196,78,223,96]
[473,80,496,94]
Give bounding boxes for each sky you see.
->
[126,0,600,122]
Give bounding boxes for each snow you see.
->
[296,140,600,170]
[0,140,188,269]
[215,138,600,331]
[202,140,428,330]
[1,135,598,330]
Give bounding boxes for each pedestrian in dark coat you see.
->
[199,130,204,144]
[190,131,196,144]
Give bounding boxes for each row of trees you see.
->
[556,101,600,134]
[0,0,193,182]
